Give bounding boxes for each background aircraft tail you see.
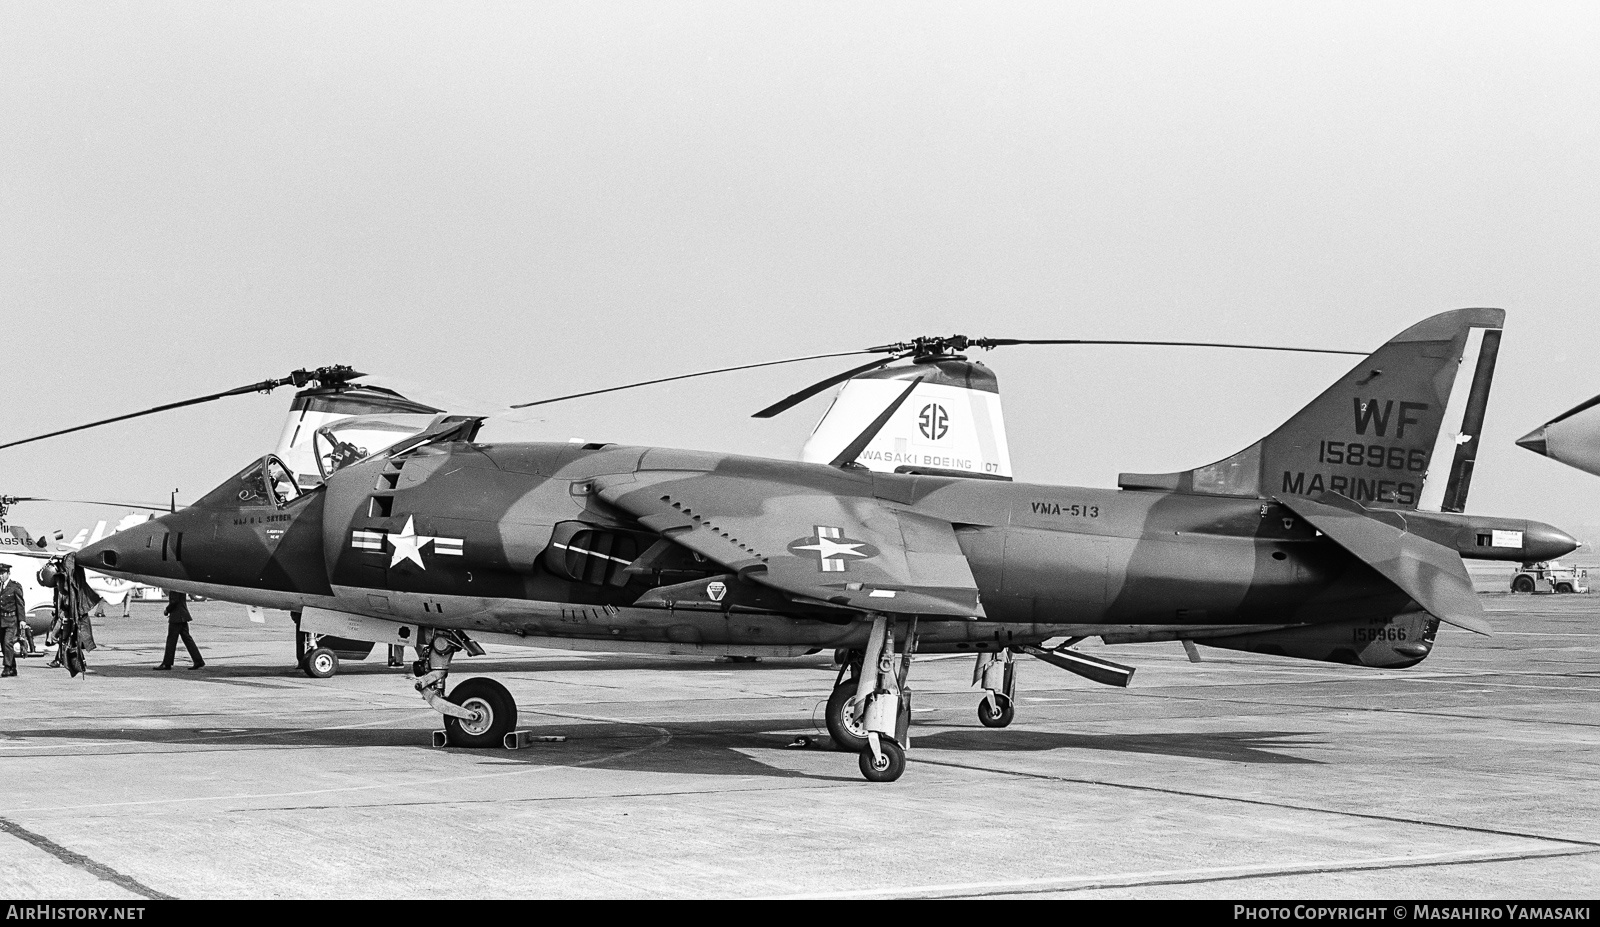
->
[1119,307,1505,512]
[800,358,1014,480]
[273,383,443,488]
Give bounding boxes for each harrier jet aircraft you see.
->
[76,308,1576,781]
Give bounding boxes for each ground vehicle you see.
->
[1511,561,1590,594]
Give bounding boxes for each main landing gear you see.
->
[824,615,916,782]
[411,628,518,748]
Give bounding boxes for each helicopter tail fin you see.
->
[1118,308,1504,512]
[273,385,443,489]
[800,358,1014,480]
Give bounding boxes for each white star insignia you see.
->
[791,536,869,561]
[388,516,434,569]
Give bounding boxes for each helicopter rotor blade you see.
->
[33,498,173,512]
[506,350,880,412]
[0,366,364,453]
[750,351,916,419]
[965,338,1367,356]
[751,336,1367,419]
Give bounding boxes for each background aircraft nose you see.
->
[1516,425,1549,457]
[1522,521,1580,561]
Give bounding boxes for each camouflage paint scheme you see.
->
[83,309,1577,675]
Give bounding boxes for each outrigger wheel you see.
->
[443,678,518,748]
[978,694,1015,728]
[303,647,339,679]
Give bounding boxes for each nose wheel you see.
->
[859,738,905,782]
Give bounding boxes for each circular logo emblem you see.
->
[918,403,949,440]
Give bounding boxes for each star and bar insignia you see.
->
[788,525,878,573]
[352,516,463,569]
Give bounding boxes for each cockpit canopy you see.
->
[197,454,304,510]
[196,415,485,511]
[309,414,443,483]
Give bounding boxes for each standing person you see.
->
[46,567,68,669]
[0,564,22,677]
[155,590,205,671]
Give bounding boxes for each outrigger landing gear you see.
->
[973,650,1017,728]
[412,628,516,748]
[850,615,915,783]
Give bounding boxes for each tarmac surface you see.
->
[1,585,1596,900]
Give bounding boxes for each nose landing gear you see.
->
[848,614,915,783]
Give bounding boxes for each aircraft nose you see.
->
[79,518,173,580]
[1516,425,1549,457]
[1522,520,1580,561]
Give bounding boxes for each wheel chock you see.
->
[432,730,448,748]
[504,730,566,750]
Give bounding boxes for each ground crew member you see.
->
[155,590,205,670]
[0,564,24,677]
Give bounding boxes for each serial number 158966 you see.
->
[1320,441,1428,472]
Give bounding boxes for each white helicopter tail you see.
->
[801,358,1013,480]
[273,384,444,488]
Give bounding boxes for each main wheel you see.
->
[826,683,869,752]
[303,647,339,679]
[978,694,1015,728]
[858,738,906,782]
[443,677,517,748]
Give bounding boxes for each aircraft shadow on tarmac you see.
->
[907,728,1326,765]
[10,713,1326,786]
[7,719,860,782]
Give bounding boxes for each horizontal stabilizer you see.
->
[1276,493,1491,635]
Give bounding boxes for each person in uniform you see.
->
[155,590,204,670]
[0,564,24,677]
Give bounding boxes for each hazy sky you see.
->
[4,1,1599,539]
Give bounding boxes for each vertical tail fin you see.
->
[1118,308,1504,512]
[273,384,443,488]
[800,358,1014,480]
